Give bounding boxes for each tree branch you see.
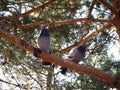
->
[96,0,118,16]
[112,16,120,42]
[96,0,120,43]
[18,18,110,29]
[87,0,97,18]
[58,22,112,54]
[0,27,120,89]
[0,79,26,89]
[0,0,56,20]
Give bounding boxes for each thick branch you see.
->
[96,0,118,16]
[96,1,120,43]
[58,23,112,54]
[0,0,56,20]
[0,28,120,89]
[112,16,120,42]
[19,18,110,29]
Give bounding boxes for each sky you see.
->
[0,2,120,90]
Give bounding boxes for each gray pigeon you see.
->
[37,26,52,65]
[61,44,86,74]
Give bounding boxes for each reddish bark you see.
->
[0,28,120,89]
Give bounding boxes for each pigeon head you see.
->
[39,26,50,37]
[41,26,48,30]
[77,44,86,53]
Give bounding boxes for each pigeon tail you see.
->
[42,51,51,65]
[61,67,67,74]
[42,61,51,65]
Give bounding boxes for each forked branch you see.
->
[0,28,120,89]
[58,22,112,54]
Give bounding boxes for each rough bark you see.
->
[0,28,120,89]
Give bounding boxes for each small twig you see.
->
[21,65,43,89]
[0,79,26,89]
[0,0,56,20]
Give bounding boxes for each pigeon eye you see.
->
[68,56,72,58]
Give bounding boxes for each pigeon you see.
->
[37,26,52,65]
[61,44,86,74]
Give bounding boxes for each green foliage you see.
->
[0,0,119,90]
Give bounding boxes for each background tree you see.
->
[0,0,120,90]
